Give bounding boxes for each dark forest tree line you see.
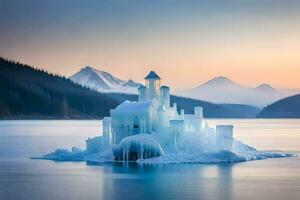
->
[0,57,118,119]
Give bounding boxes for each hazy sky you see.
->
[1,0,300,90]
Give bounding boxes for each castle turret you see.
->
[145,71,161,100]
[159,86,170,109]
[216,125,234,151]
[194,107,203,118]
[138,85,147,102]
[194,106,203,129]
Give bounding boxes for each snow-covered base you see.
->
[136,150,293,164]
[36,135,294,164]
[35,147,87,161]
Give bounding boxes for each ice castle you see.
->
[86,71,235,161]
[42,71,291,163]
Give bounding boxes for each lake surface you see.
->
[1,119,300,200]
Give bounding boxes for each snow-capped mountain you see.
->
[176,77,288,108]
[69,66,141,94]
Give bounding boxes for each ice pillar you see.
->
[170,120,184,146]
[103,117,111,145]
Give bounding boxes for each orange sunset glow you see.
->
[1,0,300,90]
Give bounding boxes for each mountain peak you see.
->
[256,84,277,92]
[82,66,94,70]
[203,76,238,87]
[216,76,228,80]
[81,66,106,74]
[122,79,141,87]
[80,66,114,78]
[213,76,232,82]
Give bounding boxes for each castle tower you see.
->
[194,107,203,118]
[194,106,203,130]
[138,85,147,102]
[216,125,234,151]
[145,71,161,100]
[159,86,170,109]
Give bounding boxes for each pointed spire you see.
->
[145,71,160,80]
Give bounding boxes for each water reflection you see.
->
[2,157,300,200]
[217,164,233,200]
[2,120,300,200]
[90,162,234,200]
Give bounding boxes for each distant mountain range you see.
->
[70,68,299,108]
[176,76,297,108]
[69,66,141,94]
[257,94,300,118]
[0,58,261,119]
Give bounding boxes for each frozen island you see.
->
[41,71,293,163]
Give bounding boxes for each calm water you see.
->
[0,119,300,200]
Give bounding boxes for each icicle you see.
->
[116,134,164,161]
